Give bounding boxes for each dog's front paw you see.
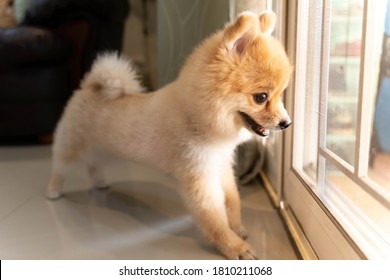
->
[219,237,257,260]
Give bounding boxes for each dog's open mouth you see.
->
[239,112,270,137]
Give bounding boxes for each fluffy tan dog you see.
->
[47,11,292,260]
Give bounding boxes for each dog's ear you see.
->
[259,11,276,35]
[223,12,259,56]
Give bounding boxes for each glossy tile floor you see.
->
[0,146,297,260]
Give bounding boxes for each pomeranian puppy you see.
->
[46,11,292,260]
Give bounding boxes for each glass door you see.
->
[283,0,390,259]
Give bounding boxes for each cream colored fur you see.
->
[47,11,292,260]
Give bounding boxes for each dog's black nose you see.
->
[279,120,292,130]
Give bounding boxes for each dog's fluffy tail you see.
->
[80,53,143,100]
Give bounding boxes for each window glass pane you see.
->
[302,99,319,181]
[324,158,390,256]
[292,0,390,257]
[327,0,364,166]
[263,134,280,189]
[369,1,390,192]
[292,0,322,185]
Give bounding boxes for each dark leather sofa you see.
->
[0,0,129,139]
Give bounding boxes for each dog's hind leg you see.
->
[86,163,109,190]
[85,150,110,190]
[46,140,82,200]
[86,164,108,190]
[46,156,74,200]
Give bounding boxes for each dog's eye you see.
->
[253,93,268,104]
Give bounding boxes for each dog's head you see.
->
[206,11,293,137]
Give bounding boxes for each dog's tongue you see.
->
[258,127,270,137]
[251,123,269,137]
[239,112,270,137]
